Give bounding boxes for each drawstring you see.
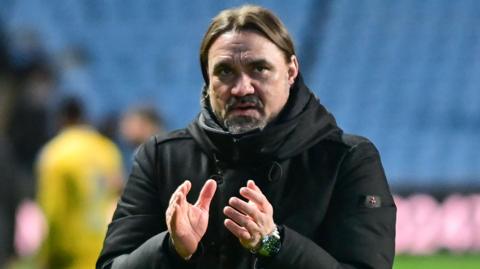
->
[268,161,283,182]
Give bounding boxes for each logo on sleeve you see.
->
[363,195,382,208]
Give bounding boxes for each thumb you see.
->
[195,179,217,211]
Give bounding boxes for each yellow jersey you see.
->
[36,125,123,269]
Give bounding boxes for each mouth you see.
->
[228,104,261,117]
[234,102,258,109]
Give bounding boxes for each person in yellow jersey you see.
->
[36,97,123,269]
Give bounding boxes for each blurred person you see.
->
[0,22,10,266]
[0,136,21,267]
[120,105,165,149]
[119,105,165,173]
[36,97,123,269]
[7,60,55,176]
[0,22,25,267]
[3,28,58,210]
[98,5,396,269]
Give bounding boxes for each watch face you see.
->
[258,233,281,257]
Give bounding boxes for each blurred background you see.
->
[0,0,479,268]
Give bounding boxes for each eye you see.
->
[215,66,233,77]
[219,68,232,76]
[252,62,270,75]
[254,65,268,73]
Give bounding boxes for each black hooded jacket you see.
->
[97,77,396,269]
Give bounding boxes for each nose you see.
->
[231,73,255,96]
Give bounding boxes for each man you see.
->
[120,105,165,149]
[0,136,19,267]
[36,97,123,268]
[97,5,396,269]
[119,105,166,173]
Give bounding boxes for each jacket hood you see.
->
[187,75,342,165]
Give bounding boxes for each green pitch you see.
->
[394,254,480,269]
[9,253,480,268]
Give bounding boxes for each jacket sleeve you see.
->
[96,137,196,269]
[259,141,396,269]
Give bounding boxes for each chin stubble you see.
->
[224,115,267,134]
[220,95,267,134]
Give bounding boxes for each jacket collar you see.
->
[188,74,342,165]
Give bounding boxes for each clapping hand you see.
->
[166,179,217,259]
[223,180,276,251]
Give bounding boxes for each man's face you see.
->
[207,30,298,134]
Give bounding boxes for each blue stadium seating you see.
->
[2,0,479,189]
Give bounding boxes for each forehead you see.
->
[208,30,285,64]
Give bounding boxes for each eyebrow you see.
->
[246,59,271,68]
[212,58,272,70]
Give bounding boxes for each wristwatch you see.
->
[251,226,282,257]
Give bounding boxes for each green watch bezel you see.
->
[256,227,281,257]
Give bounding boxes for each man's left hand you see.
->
[223,180,276,251]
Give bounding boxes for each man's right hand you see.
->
[165,179,217,259]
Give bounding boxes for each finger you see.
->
[247,180,261,192]
[167,191,182,218]
[170,204,185,237]
[166,194,180,219]
[169,180,191,205]
[167,203,179,231]
[223,206,260,234]
[168,191,177,206]
[182,180,192,195]
[195,179,217,211]
[245,180,273,213]
[239,187,266,208]
[224,218,251,241]
[228,197,260,221]
[176,192,187,208]
[165,207,173,227]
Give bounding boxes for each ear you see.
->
[287,55,299,85]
